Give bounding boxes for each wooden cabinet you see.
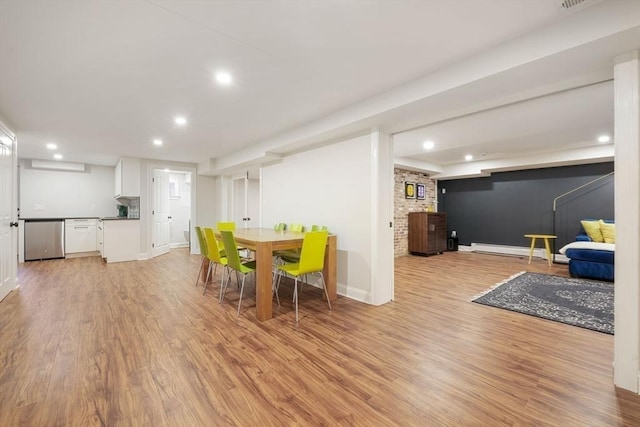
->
[408,212,447,256]
[114,157,140,198]
[65,218,97,254]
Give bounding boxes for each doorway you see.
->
[231,171,259,229]
[149,165,195,258]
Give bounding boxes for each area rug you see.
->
[472,272,614,334]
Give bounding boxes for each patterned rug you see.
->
[472,272,614,334]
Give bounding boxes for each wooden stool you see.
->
[524,234,557,266]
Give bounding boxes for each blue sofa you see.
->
[563,220,614,282]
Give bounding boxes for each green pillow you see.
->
[580,220,604,242]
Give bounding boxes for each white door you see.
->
[151,169,170,257]
[0,126,17,302]
[232,176,259,228]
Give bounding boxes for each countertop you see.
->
[100,217,140,221]
[20,217,139,221]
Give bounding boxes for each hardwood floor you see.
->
[1,250,638,426]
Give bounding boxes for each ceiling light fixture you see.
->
[175,116,187,126]
[46,143,57,150]
[215,71,233,85]
[598,135,611,143]
[53,153,63,160]
[422,140,435,150]
[153,139,163,146]
[464,154,473,161]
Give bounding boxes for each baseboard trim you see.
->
[170,242,189,249]
[470,242,549,261]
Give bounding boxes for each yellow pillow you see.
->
[599,220,616,244]
[581,220,604,242]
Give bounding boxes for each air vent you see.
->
[31,159,85,172]
[561,0,586,8]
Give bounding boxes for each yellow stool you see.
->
[524,234,557,266]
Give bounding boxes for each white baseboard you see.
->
[170,242,189,249]
[470,242,550,261]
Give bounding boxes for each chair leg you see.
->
[272,270,281,306]
[203,261,213,295]
[237,274,247,317]
[220,267,231,304]
[195,257,205,287]
[319,272,332,311]
[294,276,300,323]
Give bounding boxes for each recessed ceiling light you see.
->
[598,135,611,143]
[464,154,473,161]
[175,116,187,126]
[215,71,233,85]
[46,143,57,150]
[53,153,63,160]
[153,139,163,146]
[422,140,435,150]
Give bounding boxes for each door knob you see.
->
[10,222,19,227]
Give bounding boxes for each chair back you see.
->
[217,222,236,231]
[202,227,224,263]
[298,231,328,274]
[220,230,243,271]
[289,223,305,233]
[311,225,328,232]
[274,222,286,231]
[195,226,208,257]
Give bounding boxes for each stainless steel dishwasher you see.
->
[24,219,65,261]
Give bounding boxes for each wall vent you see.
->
[560,0,587,8]
[31,159,86,172]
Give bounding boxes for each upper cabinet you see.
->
[114,157,140,198]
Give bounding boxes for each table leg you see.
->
[543,238,552,267]
[255,241,274,321]
[323,235,337,301]
[528,237,536,265]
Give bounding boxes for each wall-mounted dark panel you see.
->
[437,162,614,251]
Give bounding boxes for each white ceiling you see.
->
[0,0,638,177]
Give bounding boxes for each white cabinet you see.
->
[114,157,140,198]
[65,219,97,254]
[102,219,139,263]
[97,219,104,257]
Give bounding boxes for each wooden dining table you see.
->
[216,228,337,321]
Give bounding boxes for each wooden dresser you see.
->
[408,212,447,256]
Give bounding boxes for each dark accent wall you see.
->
[437,162,614,251]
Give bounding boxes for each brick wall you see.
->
[394,169,437,257]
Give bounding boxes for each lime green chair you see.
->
[219,230,256,316]
[194,226,209,288]
[311,225,328,232]
[274,223,305,263]
[275,230,332,322]
[217,221,236,231]
[274,222,286,231]
[202,227,229,296]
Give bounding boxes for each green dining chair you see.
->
[194,226,209,288]
[219,230,256,316]
[275,230,332,322]
[274,222,286,231]
[202,227,229,296]
[274,223,305,263]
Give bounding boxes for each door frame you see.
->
[145,162,197,257]
[0,121,17,302]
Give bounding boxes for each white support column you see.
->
[370,129,394,305]
[613,50,640,394]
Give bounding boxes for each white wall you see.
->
[261,134,374,301]
[19,161,116,218]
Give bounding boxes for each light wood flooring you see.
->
[1,249,638,426]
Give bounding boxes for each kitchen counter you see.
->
[21,217,99,221]
[100,217,140,220]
